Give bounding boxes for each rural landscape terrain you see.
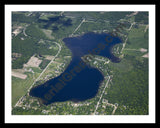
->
[12,11,148,115]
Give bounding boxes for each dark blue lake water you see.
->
[29,32,122,105]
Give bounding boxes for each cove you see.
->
[29,32,122,105]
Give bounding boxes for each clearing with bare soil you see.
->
[12,71,27,79]
[24,56,42,67]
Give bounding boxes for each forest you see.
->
[135,12,148,24]
[25,24,48,39]
[38,15,72,31]
[12,12,39,23]
[106,54,148,115]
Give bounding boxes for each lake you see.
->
[29,32,122,105]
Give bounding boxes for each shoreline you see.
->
[30,32,122,105]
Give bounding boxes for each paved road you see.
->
[94,76,111,114]
[144,25,149,33]
[14,41,61,107]
[70,18,85,37]
[27,41,61,92]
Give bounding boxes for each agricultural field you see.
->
[12,71,40,106]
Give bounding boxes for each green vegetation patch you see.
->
[12,72,40,107]
[39,59,50,70]
[12,107,44,115]
[12,33,58,69]
[135,12,148,24]
[106,55,148,115]
[109,57,133,72]
[25,24,47,39]
[126,25,148,49]
[12,12,38,23]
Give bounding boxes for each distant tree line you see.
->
[135,12,148,24]
[12,12,39,23]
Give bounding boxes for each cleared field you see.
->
[12,26,23,36]
[24,56,42,67]
[140,48,147,52]
[42,29,55,40]
[142,53,149,58]
[12,72,40,107]
[125,25,148,49]
[12,71,27,79]
[12,68,25,73]
[44,55,55,60]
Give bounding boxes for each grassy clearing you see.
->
[109,57,133,72]
[12,72,40,107]
[125,25,148,49]
[42,29,55,40]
